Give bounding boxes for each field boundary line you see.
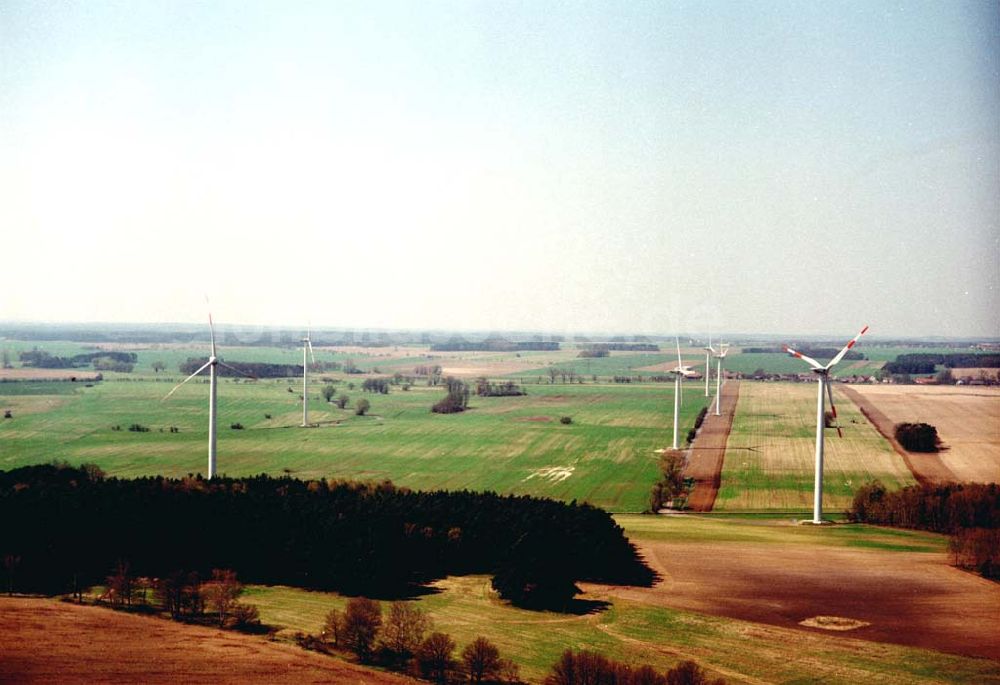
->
[839,385,958,486]
[683,381,740,512]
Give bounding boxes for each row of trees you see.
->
[0,463,653,600]
[321,596,519,683]
[179,357,298,378]
[430,341,560,352]
[475,378,526,397]
[883,352,1000,375]
[102,562,259,629]
[362,378,391,394]
[18,349,137,371]
[545,650,724,685]
[849,481,1000,579]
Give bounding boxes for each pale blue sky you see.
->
[1,1,997,337]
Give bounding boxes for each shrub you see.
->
[894,422,941,452]
[230,423,244,430]
[127,423,149,433]
[355,398,371,416]
[560,416,572,425]
[3,410,11,419]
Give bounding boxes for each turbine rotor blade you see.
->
[218,361,258,380]
[307,339,316,365]
[825,325,869,370]
[208,313,217,358]
[783,345,824,370]
[826,381,843,438]
[162,361,212,400]
[675,336,683,369]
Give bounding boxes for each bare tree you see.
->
[417,632,456,684]
[382,601,430,660]
[323,608,344,647]
[343,597,382,662]
[462,636,502,683]
[204,568,243,627]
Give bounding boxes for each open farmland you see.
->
[0,365,705,512]
[0,597,414,685]
[714,382,917,511]
[238,516,1000,684]
[843,384,1000,483]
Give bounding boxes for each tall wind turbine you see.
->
[301,328,316,427]
[784,325,868,524]
[703,335,715,397]
[163,314,248,479]
[670,337,695,450]
[714,343,730,416]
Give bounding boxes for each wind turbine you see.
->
[703,335,715,397]
[714,343,730,416]
[784,325,868,524]
[163,314,248,479]
[301,328,316,427]
[670,337,696,450]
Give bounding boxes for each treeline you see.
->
[362,378,391,394]
[580,343,660,353]
[430,341,560,352]
[884,353,1000,375]
[179,358,300,378]
[578,349,610,358]
[743,346,865,360]
[19,349,137,371]
[475,378,526,397]
[546,651,724,685]
[849,481,1000,579]
[0,464,653,600]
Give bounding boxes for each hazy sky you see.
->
[1,1,997,338]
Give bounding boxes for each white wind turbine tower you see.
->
[301,328,316,427]
[784,325,869,524]
[714,343,730,416]
[163,314,250,479]
[670,337,695,450]
[703,334,715,397]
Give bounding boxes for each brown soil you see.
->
[588,536,1000,660]
[0,597,416,684]
[0,368,100,381]
[683,381,740,511]
[516,416,552,422]
[841,385,960,484]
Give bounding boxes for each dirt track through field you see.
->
[0,598,415,684]
[841,385,959,485]
[683,381,740,511]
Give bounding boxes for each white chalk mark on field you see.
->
[523,466,575,483]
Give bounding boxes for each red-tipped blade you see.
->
[826,381,843,438]
[784,344,824,370]
[826,325,869,370]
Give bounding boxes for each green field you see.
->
[0,359,707,513]
[240,516,997,685]
[714,382,917,512]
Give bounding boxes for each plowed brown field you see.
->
[595,518,1000,661]
[843,385,1000,483]
[0,598,415,684]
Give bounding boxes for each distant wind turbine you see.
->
[704,334,716,397]
[714,343,729,416]
[784,325,869,524]
[670,337,696,450]
[301,328,316,427]
[163,313,251,479]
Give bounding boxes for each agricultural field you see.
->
[0,347,711,512]
[844,384,1000,483]
[239,515,1000,684]
[0,597,412,685]
[714,382,917,511]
